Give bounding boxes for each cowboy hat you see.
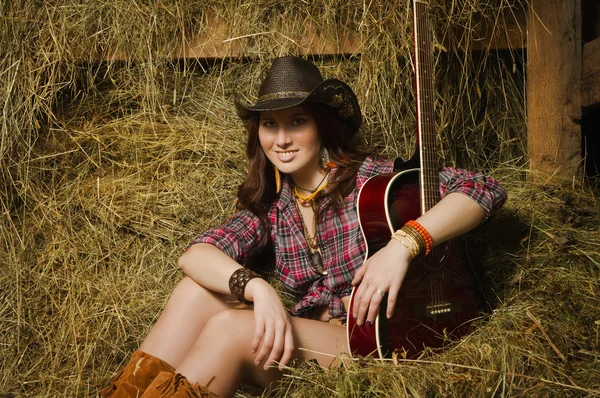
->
[235,56,362,135]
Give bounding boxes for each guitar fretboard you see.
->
[413,0,440,213]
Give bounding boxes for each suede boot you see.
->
[100,350,176,398]
[140,371,220,398]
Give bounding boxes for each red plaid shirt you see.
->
[188,156,507,319]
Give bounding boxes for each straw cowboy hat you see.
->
[235,56,362,135]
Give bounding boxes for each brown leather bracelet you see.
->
[228,268,260,304]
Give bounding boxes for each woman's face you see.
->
[258,105,322,179]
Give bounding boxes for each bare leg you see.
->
[139,276,236,367]
[176,309,348,398]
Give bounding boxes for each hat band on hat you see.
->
[257,91,311,103]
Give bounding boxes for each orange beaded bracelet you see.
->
[405,220,433,256]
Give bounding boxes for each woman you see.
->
[101,56,507,398]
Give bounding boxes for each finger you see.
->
[351,283,366,320]
[351,264,367,285]
[386,284,400,319]
[255,322,275,365]
[251,318,265,354]
[356,286,376,326]
[386,266,408,319]
[366,289,386,325]
[278,325,295,370]
[263,322,285,370]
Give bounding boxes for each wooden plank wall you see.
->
[101,3,600,182]
[527,0,583,182]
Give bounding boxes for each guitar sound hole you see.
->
[418,242,449,271]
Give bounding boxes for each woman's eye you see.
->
[262,120,276,128]
[291,118,306,126]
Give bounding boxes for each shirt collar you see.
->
[275,177,294,211]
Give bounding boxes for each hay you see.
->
[1,0,598,396]
[272,174,600,396]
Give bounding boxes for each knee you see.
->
[173,276,204,295]
[166,277,214,306]
[203,309,254,340]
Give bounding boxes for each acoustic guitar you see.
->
[346,0,479,359]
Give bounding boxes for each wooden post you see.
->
[583,37,600,107]
[527,0,582,182]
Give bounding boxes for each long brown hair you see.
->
[236,103,369,239]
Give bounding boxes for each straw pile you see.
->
[1,0,598,397]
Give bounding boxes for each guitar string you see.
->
[418,9,438,216]
[416,1,446,309]
[416,3,441,215]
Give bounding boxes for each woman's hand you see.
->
[245,278,294,371]
[351,239,413,326]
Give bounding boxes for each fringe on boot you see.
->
[140,371,220,398]
[100,351,175,398]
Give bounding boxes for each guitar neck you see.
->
[413,0,440,213]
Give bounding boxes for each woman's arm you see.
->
[416,191,486,243]
[350,192,487,326]
[179,243,294,371]
[179,243,246,295]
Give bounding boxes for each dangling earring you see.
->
[320,147,336,168]
[274,166,281,193]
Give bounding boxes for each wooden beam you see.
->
[446,4,526,51]
[583,37,600,107]
[527,0,582,182]
[102,7,526,61]
[104,13,361,61]
[176,16,361,58]
[176,13,241,59]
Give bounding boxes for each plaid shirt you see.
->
[188,156,507,319]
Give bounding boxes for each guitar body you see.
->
[346,0,480,359]
[346,167,479,359]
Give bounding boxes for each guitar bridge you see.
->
[427,303,452,315]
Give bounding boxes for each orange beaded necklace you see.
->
[293,170,330,206]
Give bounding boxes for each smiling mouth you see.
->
[276,150,298,161]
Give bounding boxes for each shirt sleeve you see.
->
[356,156,395,188]
[185,209,265,264]
[439,167,507,220]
